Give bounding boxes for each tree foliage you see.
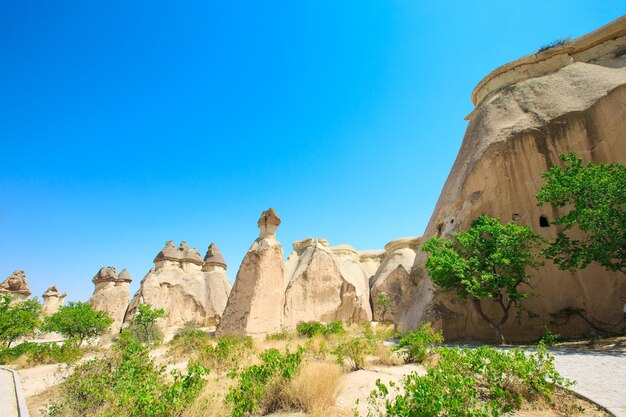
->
[0,295,41,348]
[132,304,166,344]
[423,215,543,344]
[43,301,113,346]
[536,152,626,273]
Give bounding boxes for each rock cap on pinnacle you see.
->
[204,242,227,269]
[118,269,133,283]
[92,266,119,284]
[0,270,31,296]
[43,285,67,299]
[257,208,281,238]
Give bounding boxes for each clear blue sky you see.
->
[1,1,624,302]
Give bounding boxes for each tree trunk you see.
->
[471,299,507,345]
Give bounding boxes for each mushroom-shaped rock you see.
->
[126,241,232,338]
[89,266,132,334]
[42,285,67,316]
[217,208,285,336]
[257,208,281,238]
[154,240,178,264]
[0,270,31,301]
[203,242,227,271]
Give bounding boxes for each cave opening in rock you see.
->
[539,216,550,227]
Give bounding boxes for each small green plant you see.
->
[332,337,369,370]
[539,326,560,347]
[375,293,392,322]
[395,322,444,363]
[226,347,304,417]
[167,323,210,356]
[43,301,113,347]
[296,321,345,338]
[0,342,80,365]
[197,335,253,373]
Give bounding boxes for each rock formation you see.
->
[399,15,626,341]
[216,208,285,336]
[126,241,232,338]
[358,250,385,286]
[283,238,373,328]
[370,237,420,322]
[42,286,66,316]
[89,267,132,334]
[0,270,31,302]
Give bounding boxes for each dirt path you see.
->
[0,367,19,417]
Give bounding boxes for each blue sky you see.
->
[1,1,624,302]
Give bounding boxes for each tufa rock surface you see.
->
[0,270,31,301]
[399,16,626,341]
[89,267,132,334]
[283,238,374,328]
[370,237,420,323]
[126,241,231,338]
[216,208,285,336]
[42,285,67,316]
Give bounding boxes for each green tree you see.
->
[423,215,543,344]
[132,304,166,344]
[0,295,41,348]
[536,152,626,273]
[43,301,113,347]
[375,292,392,322]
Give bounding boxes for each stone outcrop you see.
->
[358,250,385,286]
[283,238,373,328]
[399,15,626,341]
[126,241,232,338]
[216,208,285,336]
[370,237,420,322]
[89,267,132,334]
[42,286,66,316]
[0,270,31,301]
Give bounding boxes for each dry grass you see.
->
[181,375,233,417]
[283,361,344,417]
[371,344,404,367]
[514,387,611,417]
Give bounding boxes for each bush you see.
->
[197,335,253,373]
[296,321,345,338]
[539,326,561,347]
[395,322,443,363]
[44,335,208,417]
[128,322,164,345]
[0,342,81,366]
[332,337,369,371]
[284,362,343,416]
[366,344,570,417]
[226,347,304,417]
[168,325,210,357]
[43,302,113,346]
[0,295,41,348]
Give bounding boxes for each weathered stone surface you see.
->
[358,250,385,286]
[370,237,420,322]
[0,270,31,301]
[283,238,373,328]
[216,209,285,336]
[399,17,626,341]
[126,241,231,338]
[42,286,66,316]
[89,267,132,334]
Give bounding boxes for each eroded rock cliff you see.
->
[89,267,132,334]
[399,16,626,341]
[42,285,66,316]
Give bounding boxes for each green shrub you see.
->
[44,335,207,417]
[128,322,164,345]
[366,344,571,417]
[168,324,210,356]
[395,322,443,363]
[538,326,560,347]
[226,347,303,417]
[296,321,345,338]
[197,335,253,373]
[0,342,81,366]
[332,337,369,370]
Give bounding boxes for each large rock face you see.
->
[126,241,231,338]
[89,267,132,334]
[283,238,373,328]
[399,16,626,341]
[0,270,31,302]
[216,208,285,336]
[370,237,420,322]
[42,286,66,316]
